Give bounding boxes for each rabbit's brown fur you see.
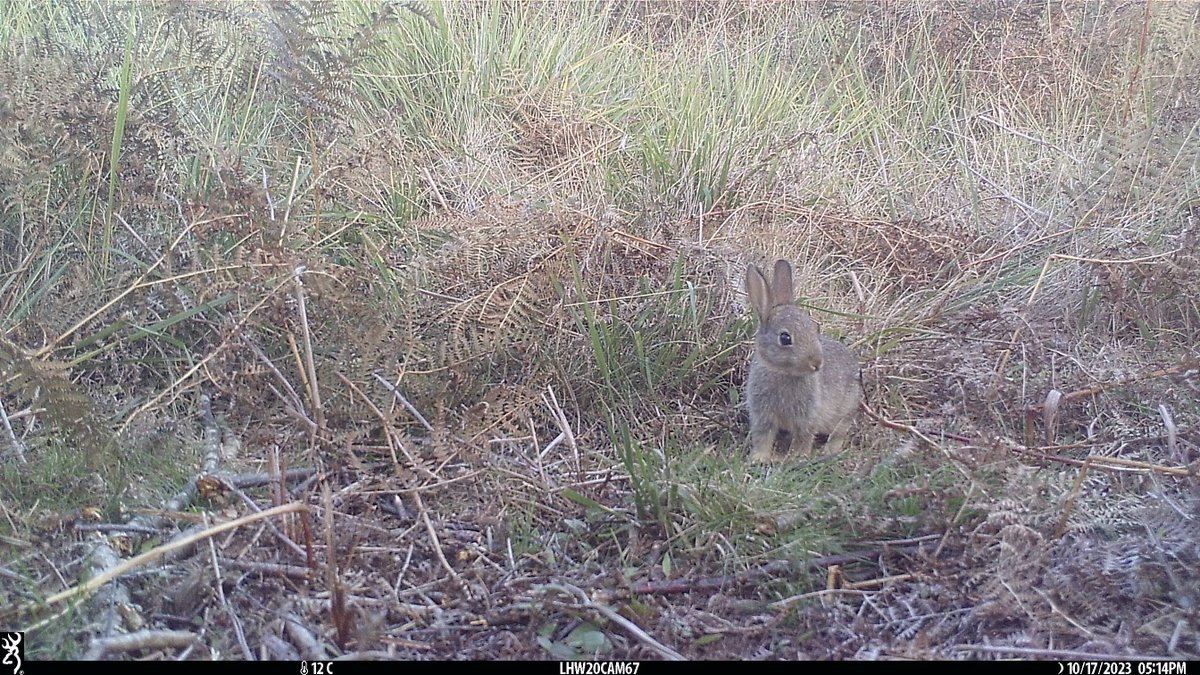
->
[745,259,861,462]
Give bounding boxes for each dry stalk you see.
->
[1158,404,1178,460]
[769,587,868,612]
[291,265,325,429]
[205,512,253,660]
[230,487,309,561]
[221,558,311,580]
[372,371,435,434]
[248,339,315,430]
[4,502,309,628]
[1013,446,1191,478]
[408,488,468,595]
[541,582,685,661]
[0,397,26,463]
[82,630,201,660]
[860,401,969,448]
[118,271,299,437]
[337,371,440,481]
[541,385,580,480]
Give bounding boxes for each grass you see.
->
[1,0,1198,661]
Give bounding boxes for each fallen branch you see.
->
[624,550,886,597]
[224,467,317,489]
[409,489,468,596]
[541,583,685,661]
[220,558,312,580]
[1027,359,1200,409]
[6,502,309,628]
[83,629,200,660]
[206,513,253,660]
[860,402,970,449]
[951,644,1172,660]
[1012,446,1190,477]
[373,371,435,434]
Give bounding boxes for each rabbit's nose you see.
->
[809,356,823,372]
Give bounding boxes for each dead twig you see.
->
[74,523,161,536]
[373,371,435,434]
[230,486,309,561]
[206,513,253,660]
[220,558,312,580]
[541,583,685,661]
[291,266,325,430]
[860,402,969,448]
[5,502,309,628]
[83,629,201,660]
[224,467,317,489]
[1013,446,1190,478]
[339,371,440,481]
[408,489,468,596]
[622,551,886,598]
[1025,360,1200,412]
[769,587,868,611]
[247,339,316,431]
[0,397,27,463]
[952,644,1174,660]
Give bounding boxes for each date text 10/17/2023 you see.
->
[1060,662,1185,675]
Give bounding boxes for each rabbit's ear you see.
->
[771,259,794,306]
[746,264,771,318]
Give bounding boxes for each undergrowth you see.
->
[1,0,1197,661]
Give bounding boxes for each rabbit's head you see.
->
[746,259,824,375]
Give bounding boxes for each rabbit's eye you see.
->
[778,331,792,346]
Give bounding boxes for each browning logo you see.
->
[0,632,22,675]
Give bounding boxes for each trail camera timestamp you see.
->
[1060,663,1185,675]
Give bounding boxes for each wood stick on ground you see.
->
[951,644,1173,660]
[159,394,224,516]
[542,582,685,661]
[409,488,468,596]
[860,402,970,448]
[339,371,440,481]
[769,587,867,612]
[74,523,160,536]
[83,629,200,660]
[1013,446,1190,478]
[627,551,886,597]
[284,612,330,660]
[225,467,317,489]
[206,513,253,660]
[221,558,312,580]
[373,371,435,434]
[5,502,309,627]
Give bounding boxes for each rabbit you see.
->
[745,259,861,462]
